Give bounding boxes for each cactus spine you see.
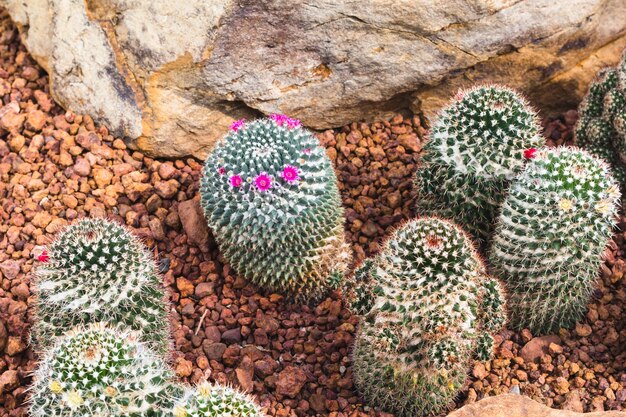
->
[350,217,507,416]
[200,115,350,301]
[576,49,626,184]
[415,85,544,242]
[29,324,177,417]
[171,383,264,417]
[489,147,621,334]
[32,218,170,354]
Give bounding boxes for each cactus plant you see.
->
[32,218,170,353]
[200,115,351,301]
[415,85,544,242]
[576,49,626,184]
[350,217,507,417]
[489,147,621,334]
[29,324,177,417]
[171,382,264,417]
[474,276,508,361]
[343,258,377,317]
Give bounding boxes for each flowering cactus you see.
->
[489,147,621,334]
[200,116,350,301]
[29,324,177,416]
[172,382,264,417]
[31,218,170,353]
[576,49,626,184]
[350,217,507,416]
[415,85,544,242]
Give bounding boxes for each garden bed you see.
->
[0,12,624,417]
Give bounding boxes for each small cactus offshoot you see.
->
[31,218,171,353]
[415,85,544,242]
[200,116,351,301]
[489,147,621,334]
[172,382,264,417]
[349,217,507,417]
[29,324,177,417]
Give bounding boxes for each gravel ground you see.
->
[0,11,625,417]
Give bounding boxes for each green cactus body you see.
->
[576,51,626,185]
[415,85,544,242]
[416,161,509,243]
[474,276,508,361]
[489,147,621,334]
[171,383,264,417]
[343,258,377,316]
[32,218,170,353]
[29,324,177,417]
[199,116,350,301]
[350,217,507,417]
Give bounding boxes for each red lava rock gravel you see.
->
[0,11,624,417]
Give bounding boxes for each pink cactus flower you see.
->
[281,165,300,183]
[254,172,272,192]
[230,175,243,188]
[524,148,538,159]
[38,249,49,263]
[270,114,301,130]
[269,114,288,125]
[303,148,311,155]
[230,118,246,132]
[286,118,301,129]
[217,167,226,176]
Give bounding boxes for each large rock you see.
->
[3,0,626,158]
[449,394,626,417]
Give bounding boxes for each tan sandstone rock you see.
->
[2,0,626,158]
[449,394,626,417]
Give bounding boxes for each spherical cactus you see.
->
[32,218,171,354]
[351,217,507,417]
[200,115,351,301]
[576,49,626,184]
[415,85,544,243]
[29,324,177,416]
[489,147,621,334]
[171,383,264,417]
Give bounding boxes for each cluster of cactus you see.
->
[489,147,620,334]
[29,324,176,416]
[347,84,620,416]
[415,85,544,243]
[576,49,626,183]
[31,218,171,354]
[29,218,265,416]
[348,217,507,417]
[200,115,351,301]
[25,68,623,416]
[172,383,264,417]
